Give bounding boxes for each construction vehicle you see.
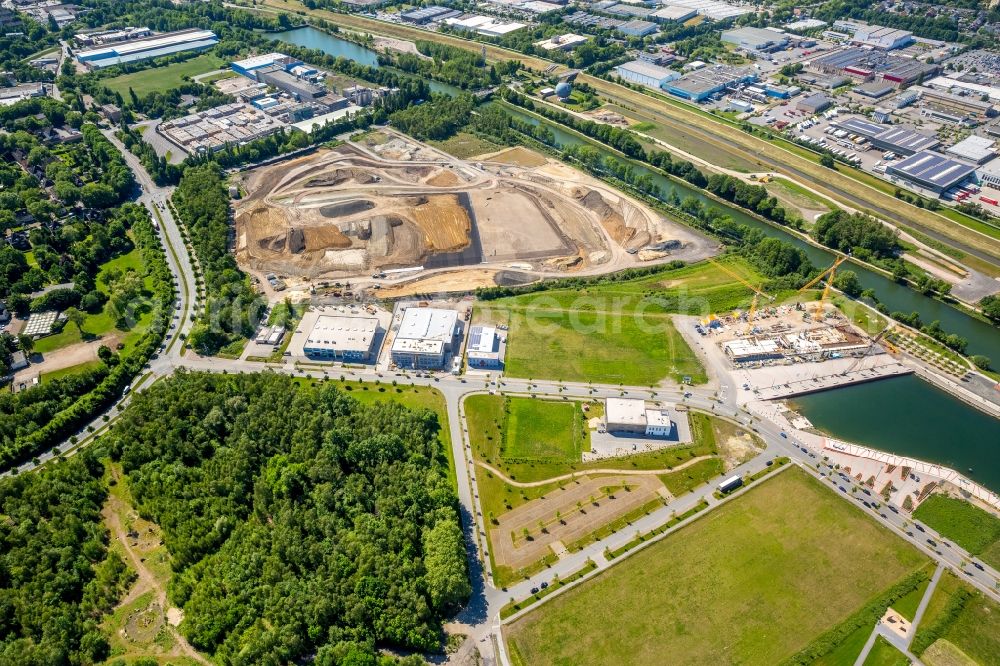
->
[797,256,847,321]
[709,259,774,333]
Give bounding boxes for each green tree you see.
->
[422,520,471,613]
[819,154,836,169]
[64,306,86,336]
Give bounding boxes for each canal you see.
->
[268,25,462,96]
[792,375,1000,493]
[501,105,1000,362]
[265,28,1000,479]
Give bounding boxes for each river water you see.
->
[265,26,1000,485]
[269,26,462,96]
[791,375,1000,492]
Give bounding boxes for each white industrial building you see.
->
[534,33,589,51]
[613,59,680,90]
[721,27,789,52]
[303,315,379,361]
[945,136,996,165]
[604,398,675,437]
[466,325,503,369]
[724,338,782,363]
[391,307,459,369]
[75,28,219,69]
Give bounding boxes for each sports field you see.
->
[102,53,225,97]
[505,468,928,666]
[478,258,761,385]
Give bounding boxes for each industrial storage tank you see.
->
[555,81,572,100]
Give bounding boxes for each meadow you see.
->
[478,257,762,385]
[505,468,928,666]
[102,53,225,97]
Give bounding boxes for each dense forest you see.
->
[811,210,901,261]
[390,94,477,140]
[0,453,132,665]
[104,371,469,664]
[173,164,263,355]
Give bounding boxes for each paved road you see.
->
[6,136,1000,665]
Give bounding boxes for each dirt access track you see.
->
[233,129,716,284]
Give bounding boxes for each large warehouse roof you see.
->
[887,151,977,191]
[832,117,939,155]
[77,28,217,61]
[945,135,996,163]
[394,307,458,344]
[305,316,378,353]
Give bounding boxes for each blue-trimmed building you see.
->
[75,29,218,69]
[231,52,302,79]
[665,65,757,102]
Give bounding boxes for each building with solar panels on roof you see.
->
[466,325,505,369]
[830,117,940,156]
[886,151,977,194]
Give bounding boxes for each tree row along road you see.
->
[256,0,1000,268]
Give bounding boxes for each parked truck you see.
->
[718,475,743,494]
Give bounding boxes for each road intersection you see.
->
[6,133,1000,666]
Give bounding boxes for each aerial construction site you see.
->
[233,130,715,288]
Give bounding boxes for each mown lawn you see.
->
[102,53,225,97]
[479,257,760,385]
[913,495,1000,569]
[33,248,153,356]
[505,397,583,462]
[506,467,928,666]
[863,636,908,666]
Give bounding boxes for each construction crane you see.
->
[709,259,774,332]
[798,256,847,321]
[841,324,893,375]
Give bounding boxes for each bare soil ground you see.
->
[102,467,208,665]
[377,269,501,297]
[234,132,715,284]
[490,474,662,570]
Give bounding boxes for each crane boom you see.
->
[841,325,892,375]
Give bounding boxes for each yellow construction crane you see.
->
[798,256,847,321]
[709,259,774,332]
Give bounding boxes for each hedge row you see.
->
[781,568,932,665]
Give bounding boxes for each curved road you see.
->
[5,128,999,666]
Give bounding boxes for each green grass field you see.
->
[505,397,583,462]
[863,636,909,666]
[912,570,1000,665]
[505,467,928,666]
[429,131,502,159]
[102,53,225,97]
[34,248,153,356]
[466,394,721,522]
[913,495,1000,569]
[478,258,760,385]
